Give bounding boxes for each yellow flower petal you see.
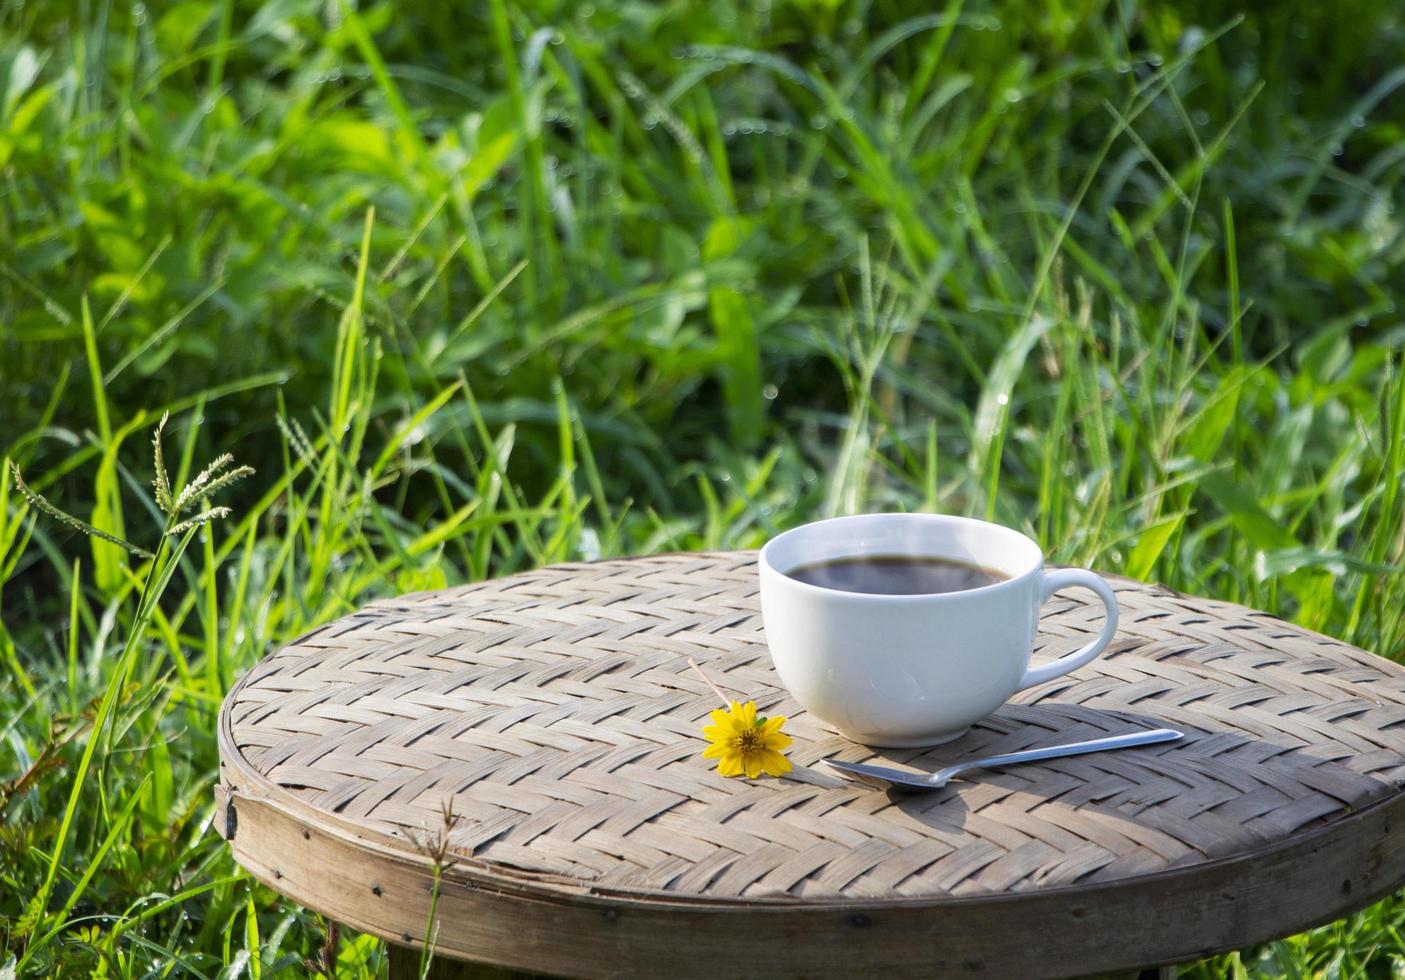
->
[762,730,792,751]
[760,715,787,735]
[737,700,757,727]
[760,750,792,777]
[718,754,744,777]
[744,754,763,779]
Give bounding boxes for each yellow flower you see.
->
[702,700,792,778]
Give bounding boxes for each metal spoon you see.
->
[824,728,1183,792]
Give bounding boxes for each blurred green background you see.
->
[2,0,1404,975]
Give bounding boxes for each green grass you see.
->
[3,0,1405,975]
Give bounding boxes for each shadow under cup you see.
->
[758,514,1082,748]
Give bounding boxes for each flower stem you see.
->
[687,658,731,708]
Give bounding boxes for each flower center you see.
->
[736,728,763,753]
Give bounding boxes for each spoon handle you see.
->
[938,728,1183,781]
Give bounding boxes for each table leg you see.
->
[386,944,549,980]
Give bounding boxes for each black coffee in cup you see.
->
[785,555,1008,596]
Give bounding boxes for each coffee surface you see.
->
[784,554,1008,595]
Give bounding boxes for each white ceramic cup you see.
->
[758,513,1119,747]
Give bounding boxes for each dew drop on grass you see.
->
[763,384,778,400]
[1192,110,1210,127]
[810,115,828,129]
[1352,114,1366,128]
[1114,61,1130,74]
[1004,88,1022,103]
[1149,54,1164,67]
[1356,315,1370,327]
[1331,143,1344,157]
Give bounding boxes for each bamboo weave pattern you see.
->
[224,553,1405,902]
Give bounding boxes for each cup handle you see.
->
[1018,568,1119,690]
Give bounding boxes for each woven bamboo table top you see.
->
[217,552,1405,979]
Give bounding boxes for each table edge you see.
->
[218,753,1405,976]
